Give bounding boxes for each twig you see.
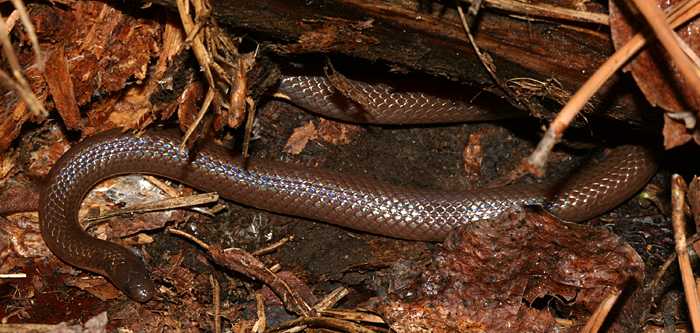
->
[252,236,293,256]
[252,293,266,333]
[9,0,43,70]
[314,287,349,311]
[319,309,386,324]
[580,290,621,333]
[241,97,256,163]
[181,87,215,150]
[526,0,700,175]
[83,192,219,228]
[168,229,314,317]
[265,317,378,333]
[143,175,221,216]
[167,228,210,250]
[630,0,700,105]
[671,174,700,332]
[673,33,700,68]
[210,274,221,333]
[0,273,26,278]
[0,12,46,117]
[480,0,608,25]
[456,5,523,110]
[0,324,56,333]
[176,0,214,86]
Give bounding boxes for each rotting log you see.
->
[149,0,653,126]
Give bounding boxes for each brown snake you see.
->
[39,74,657,302]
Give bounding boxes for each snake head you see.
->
[104,253,156,302]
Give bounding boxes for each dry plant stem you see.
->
[216,247,314,316]
[0,70,43,116]
[168,228,211,250]
[319,309,386,324]
[0,15,46,117]
[176,0,214,86]
[314,287,349,311]
[580,290,621,333]
[168,229,314,316]
[0,13,28,85]
[210,274,222,333]
[457,5,521,109]
[143,175,216,216]
[253,293,266,333]
[527,0,700,174]
[83,193,219,226]
[673,33,700,67]
[0,324,56,333]
[9,0,43,70]
[265,317,377,333]
[4,10,18,30]
[631,0,700,105]
[481,0,608,25]
[0,273,26,278]
[252,236,293,256]
[181,87,215,150]
[242,98,256,162]
[671,174,700,332]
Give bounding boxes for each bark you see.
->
[152,0,652,125]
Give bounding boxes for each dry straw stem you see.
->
[671,174,700,332]
[457,4,523,110]
[527,0,700,175]
[0,7,46,117]
[252,293,266,333]
[481,0,609,25]
[210,274,222,333]
[83,192,220,229]
[9,0,43,70]
[580,290,621,333]
[631,0,700,103]
[180,87,215,150]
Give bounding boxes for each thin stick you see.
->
[210,274,221,333]
[83,193,219,229]
[252,292,266,333]
[9,0,43,70]
[481,0,608,25]
[580,290,621,333]
[181,87,215,150]
[252,236,293,256]
[0,273,26,278]
[671,174,700,332]
[167,228,210,250]
[630,0,700,103]
[456,5,522,109]
[526,0,700,174]
[0,14,46,117]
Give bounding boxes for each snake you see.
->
[38,74,658,302]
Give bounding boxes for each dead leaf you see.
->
[284,121,318,155]
[317,118,362,145]
[64,276,122,301]
[662,113,693,149]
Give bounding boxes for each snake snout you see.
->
[106,253,156,302]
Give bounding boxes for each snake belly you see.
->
[39,75,657,302]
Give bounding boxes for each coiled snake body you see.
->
[39,75,657,302]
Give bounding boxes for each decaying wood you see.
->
[150,0,650,125]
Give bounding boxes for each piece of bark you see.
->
[149,0,650,125]
[374,210,644,332]
[44,45,81,130]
